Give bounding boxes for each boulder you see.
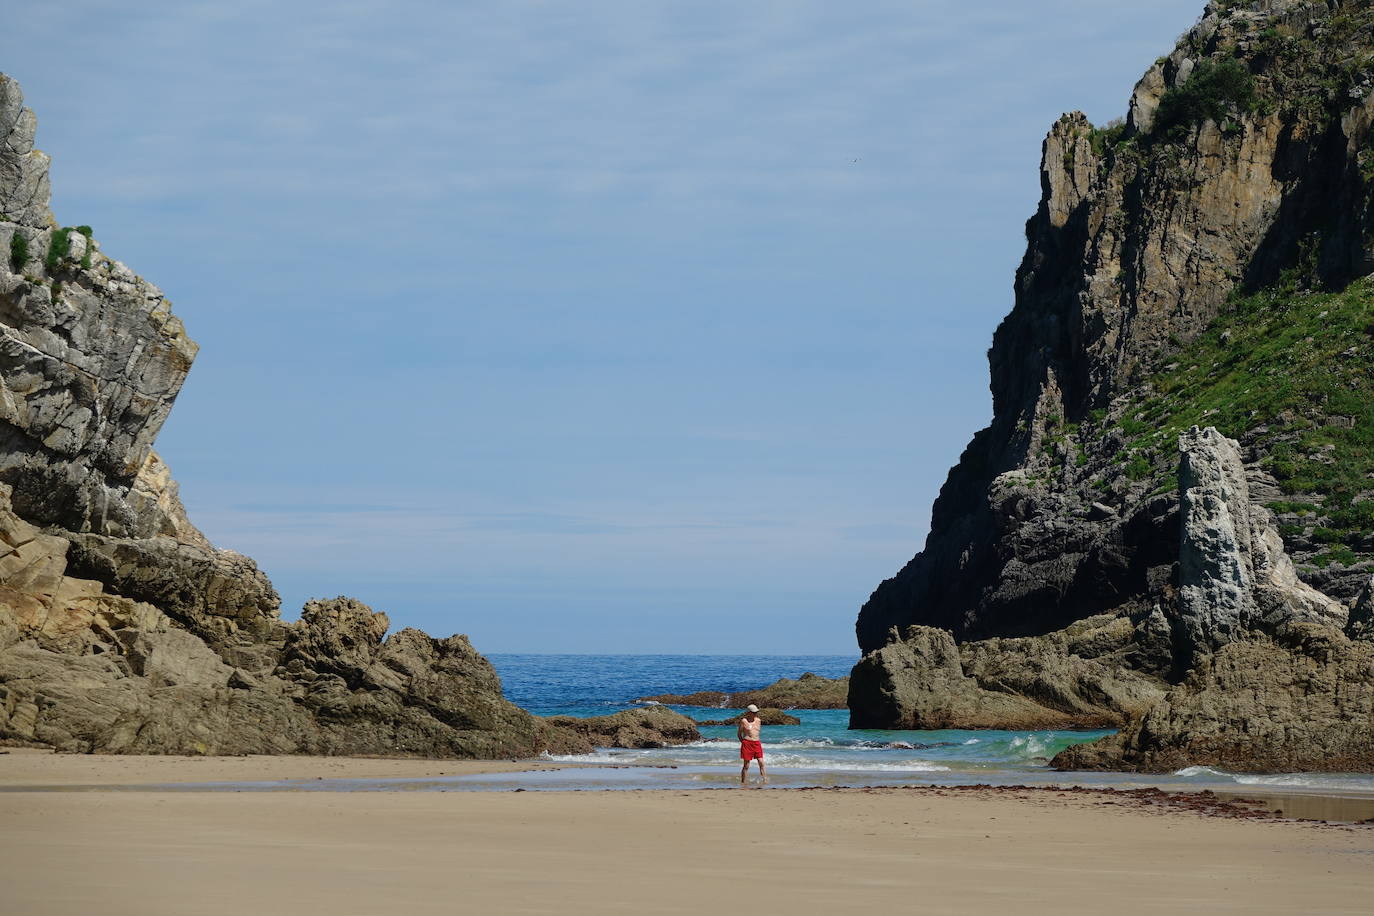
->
[847,619,1163,730]
[1174,427,1345,669]
[1053,624,1374,773]
[730,673,849,710]
[542,706,702,753]
[636,672,849,710]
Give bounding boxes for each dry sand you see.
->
[3,750,1373,916]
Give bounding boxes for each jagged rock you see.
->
[848,3,1374,778]
[847,618,1164,730]
[1174,427,1346,668]
[282,597,391,684]
[1044,428,1358,767]
[696,708,800,726]
[856,0,1374,656]
[542,706,702,752]
[1175,426,1261,658]
[118,628,232,688]
[63,533,282,651]
[0,569,551,756]
[639,674,850,711]
[0,74,51,228]
[731,673,849,710]
[126,450,212,550]
[1348,575,1374,640]
[637,673,849,710]
[1052,624,1374,773]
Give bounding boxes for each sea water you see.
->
[469,653,1374,796]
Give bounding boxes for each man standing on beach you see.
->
[738,704,766,786]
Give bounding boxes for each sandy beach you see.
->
[3,751,1372,916]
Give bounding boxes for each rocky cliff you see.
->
[857,0,1374,656]
[850,1,1374,769]
[0,72,698,757]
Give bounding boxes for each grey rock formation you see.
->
[1176,426,1260,657]
[851,423,1357,760]
[0,498,553,755]
[730,673,849,710]
[542,706,702,753]
[638,672,851,710]
[1175,426,1346,668]
[1039,428,1363,770]
[0,74,51,228]
[856,0,1374,656]
[848,616,1165,730]
[1348,575,1374,640]
[1053,623,1374,773]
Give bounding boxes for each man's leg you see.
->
[740,760,749,785]
[758,759,767,785]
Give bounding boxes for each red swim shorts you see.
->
[740,740,764,761]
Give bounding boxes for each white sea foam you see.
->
[963,738,980,745]
[737,753,951,773]
[1170,766,1374,792]
[1008,734,1051,758]
[1173,765,1232,779]
[1234,773,1374,790]
[546,751,651,764]
[549,748,952,774]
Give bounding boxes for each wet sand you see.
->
[0,746,557,787]
[3,751,1374,915]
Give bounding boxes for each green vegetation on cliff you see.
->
[1095,275,1373,567]
[1153,58,1258,137]
[43,226,72,272]
[8,231,26,271]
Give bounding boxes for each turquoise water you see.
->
[474,654,1374,794]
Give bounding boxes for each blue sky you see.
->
[3,1,1204,654]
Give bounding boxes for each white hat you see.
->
[746,704,759,713]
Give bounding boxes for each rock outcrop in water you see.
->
[0,71,682,758]
[542,706,703,753]
[1053,623,1374,773]
[696,709,800,726]
[851,1,1374,771]
[848,615,1165,731]
[637,672,849,710]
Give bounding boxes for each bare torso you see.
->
[738,715,761,741]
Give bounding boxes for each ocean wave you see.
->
[1170,766,1374,791]
[1234,773,1374,790]
[762,754,951,773]
[1008,734,1052,759]
[545,748,952,773]
[1173,765,1232,779]
[769,738,838,749]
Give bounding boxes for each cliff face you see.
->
[0,72,684,757]
[857,0,1374,654]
